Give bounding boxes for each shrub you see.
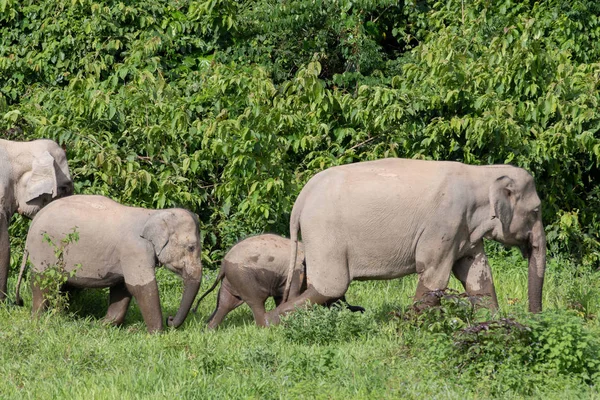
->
[528,311,600,382]
[280,303,378,345]
[33,228,81,312]
[395,289,600,395]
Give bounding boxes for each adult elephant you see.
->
[0,138,73,301]
[16,195,203,333]
[267,158,546,324]
[192,234,364,329]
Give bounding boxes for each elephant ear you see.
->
[489,175,516,233]
[141,211,172,258]
[25,151,57,203]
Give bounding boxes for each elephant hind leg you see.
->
[104,282,132,326]
[265,285,333,326]
[206,285,243,330]
[31,273,48,314]
[246,298,269,327]
[267,238,351,325]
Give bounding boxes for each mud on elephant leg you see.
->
[265,285,334,326]
[414,252,456,310]
[206,285,243,330]
[126,281,163,333]
[452,248,499,311]
[104,282,132,326]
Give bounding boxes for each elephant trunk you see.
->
[167,277,201,328]
[527,219,546,313]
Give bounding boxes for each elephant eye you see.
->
[187,245,195,252]
[532,208,539,214]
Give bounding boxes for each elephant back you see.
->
[224,234,303,276]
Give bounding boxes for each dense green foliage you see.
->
[1,0,600,268]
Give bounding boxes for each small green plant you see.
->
[34,227,81,312]
[280,303,377,345]
[452,317,535,389]
[528,311,600,382]
[398,289,493,335]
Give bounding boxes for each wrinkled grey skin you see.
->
[0,139,73,301]
[193,234,364,328]
[15,195,202,333]
[267,158,546,325]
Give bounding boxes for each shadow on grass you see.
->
[370,302,404,323]
[68,288,109,320]
[68,287,147,326]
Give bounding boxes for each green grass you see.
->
[1,250,599,399]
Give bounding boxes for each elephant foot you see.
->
[264,309,281,326]
[413,281,444,311]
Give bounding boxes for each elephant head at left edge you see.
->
[0,138,74,301]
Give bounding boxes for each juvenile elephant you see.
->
[267,158,547,324]
[0,138,73,300]
[15,195,203,333]
[193,234,363,328]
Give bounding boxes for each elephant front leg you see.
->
[414,250,456,309]
[0,216,9,301]
[104,282,132,326]
[452,246,498,310]
[126,281,163,333]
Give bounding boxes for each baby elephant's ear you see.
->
[141,211,172,257]
[25,151,57,203]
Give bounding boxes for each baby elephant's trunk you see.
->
[167,278,201,328]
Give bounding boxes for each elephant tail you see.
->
[283,203,301,303]
[15,249,29,306]
[192,268,225,314]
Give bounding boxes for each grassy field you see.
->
[1,249,599,399]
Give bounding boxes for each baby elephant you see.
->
[193,234,363,329]
[15,195,203,333]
